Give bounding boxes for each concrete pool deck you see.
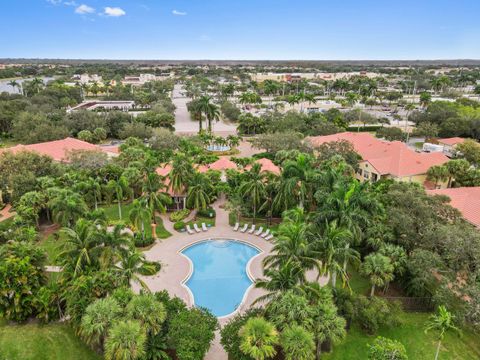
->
[134,196,327,359]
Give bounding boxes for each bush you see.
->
[197,207,216,218]
[174,221,186,231]
[134,233,155,247]
[355,296,401,334]
[170,209,190,222]
[367,336,408,360]
[138,260,161,275]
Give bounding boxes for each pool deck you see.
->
[133,196,327,359]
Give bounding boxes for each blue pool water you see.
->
[182,239,260,317]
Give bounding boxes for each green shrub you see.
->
[197,207,216,218]
[138,260,161,275]
[355,296,401,334]
[134,233,155,247]
[174,221,186,231]
[367,336,408,360]
[170,209,190,222]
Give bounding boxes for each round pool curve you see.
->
[181,239,260,317]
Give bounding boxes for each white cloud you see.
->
[172,10,187,16]
[104,7,126,17]
[64,1,77,6]
[46,0,63,5]
[75,4,95,14]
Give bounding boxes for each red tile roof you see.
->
[437,137,466,146]
[0,137,112,162]
[308,132,449,177]
[196,157,238,173]
[245,158,281,175]
[426,187,480,227]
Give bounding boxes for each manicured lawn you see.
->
[186,216,216,229]
[101,202,171,239]
[0,319,100,360]
[323,312,480,360]
[38,232,66,265]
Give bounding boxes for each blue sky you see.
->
[0,0,479,60]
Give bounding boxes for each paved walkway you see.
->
[134,196,327,359]
[172,84,237,135]
[0,204,15,222]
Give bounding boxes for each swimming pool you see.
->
[181,239,260,317]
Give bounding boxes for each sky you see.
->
[0,0,479,60]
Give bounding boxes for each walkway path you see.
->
[0,204,15,222]
[172,84,237,135]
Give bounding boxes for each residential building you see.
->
[67,100,135,113]
[437,137,466,156]
[0,137,117,162]
[308,132,449,188]
[427,187,480,228]
[72,74,103,84]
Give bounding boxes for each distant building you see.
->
[0,137,117,162]
[427,187,480,227]
[67,100,135,113]
[72,74,103,84]
[122,73,173,86]
[252,71,379,83]
[308,132,449,188]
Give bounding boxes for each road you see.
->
[172,84,237,135]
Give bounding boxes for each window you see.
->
[356,168,363,176]
[363,170,370,179]
[372,173,378,182]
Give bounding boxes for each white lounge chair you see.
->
[186,225,194,235]
[240,224,248,233]
[202,223,208,231]
[255,226,263,236]
[248,224,256,234]
[233,222,240,231]
[261,229,270,238]
[265,234,274,241]
[193,223,201,233]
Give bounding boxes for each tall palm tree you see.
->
[97,224,133,269]
[48,189,88,227]
[360,253,394,297]
[105,320,146,360]
[107,176,130,220]
[424,305,460,360]
[31,77,44,93]
[313,221,355,288]
[239,317,279,360]
[186,172,212,211]
[129,199,151,241]
[7,80,20,94]
[169,154,194,195]
[198,95,220,133]
[239,163,266,224]
[115,249,152,291]
[311,302,346,360]
[60,219,100,276]
[141,173,172,226]
[126,294,166,335]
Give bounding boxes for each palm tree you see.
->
[280,325,315,360]
[198,95,220,133]
[427,165,449,189]
[187,172,212,211]
[239,163,266,224]
[314,221,355,288]
[80,297,122,348]
[141,173,172,232]
[48,189,88,227]
[239,317,279,360]
[115,249,152,291]
[311,302,346,359]
[7,80,20,94]
[31,77,44,93]
[105,320,146,360]
[170,154,194,195]
[360,253,394,297]
[126,294,166,335]
[107,176,129,220]
[97,224,132,269]
[255,261,305,304]
[129,199,151,241]
[60,219,100,276]
[424,306,460,360]
[263,208,320,277]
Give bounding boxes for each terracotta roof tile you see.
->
[427,187,480,227]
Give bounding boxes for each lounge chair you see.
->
[186,225,194,235]
[265,234,274,241]
[248,224,256,234]
[240,224,248,233]
[254,226,263,236]
[193,223,201,233]
[260,229,270,238]
[233,222,240,231]
[202,223,208,232]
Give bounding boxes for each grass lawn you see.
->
[38,232,66,265]
[186,216,216,229]
[0,319,100,360]
[323,312,480,360]
[101,202,171,239]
